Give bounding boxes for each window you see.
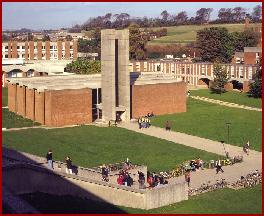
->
[5,54,8,58]
[70,45,73,49]
[248,67,253,79]
[34,46,37,50]
[42,46,45,49]
[5,46,8,49]
[17,46,20,49]
[22,46,25,49]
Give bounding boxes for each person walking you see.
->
[138,171,145,189]
[243,141,250,155]
[138,117,142,129]
[65,156,73,174]
[185,170,191,187]
[101,164,109,182]
[165,121,171,131]
[46,149,53,169]
[216,159,224,174]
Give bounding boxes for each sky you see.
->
[2,2,262,30]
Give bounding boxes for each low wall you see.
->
[3,148,188,210]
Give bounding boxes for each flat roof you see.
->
[8,72,183,92]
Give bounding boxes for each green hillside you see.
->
[147,23,245,45]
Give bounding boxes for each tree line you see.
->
[69,5,262,32]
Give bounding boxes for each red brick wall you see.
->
[17,86,26,117]
[45,41,50,60]
[8,83,16,112]
[11,41,18,58]
[29,41,34,60]
[73,40,78,60]
[37,41,42,60]
[224,82,233,91]
[243,81,251,93]
[131,82,187,118]
[8,41,12,58]
[65,41,70,59]
[25,88,35,120]
[244,52,256,64]
[44,88,92,127]
[58,41,62,60]
[35,91,45,124]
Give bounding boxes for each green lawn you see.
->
[191,89,262,108]
[147,23,247,45]
[151,98,262,151]
[2,109,40,129]
[19,184,262,214]
[2,125,219,172]
[2,87,8,107]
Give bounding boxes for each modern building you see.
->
[2,40,78,61]
[6,29,187,127]
[129,60,258,92]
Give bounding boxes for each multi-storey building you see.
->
[129,60,258,92]
[2,40,78,61]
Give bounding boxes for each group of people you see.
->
[46,149,74,174]
[189,158,204,171]
[117,170,134,187]
[147,171,168,188]
[138,116,152,129]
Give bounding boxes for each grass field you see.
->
[151,98,262,151]
[2,125,219,172]
[191,89,262,108]
[2,87,8,107]
[2,109,40,129]
[19,184,262,214]
[147,23,245,45]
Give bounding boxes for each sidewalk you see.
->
[190,96,262,112]
[119,122,262,189]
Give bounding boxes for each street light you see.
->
[226,122,231,143]
[220,140,229,159]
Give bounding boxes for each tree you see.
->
[174,11,188,24]
[129,24,148,60]
[196,27,233,63]
[160,10,170,25]
[230,30,258,52]
[252,5,262,22]
[218,8,233,23]
[65,59,101,74]
[195,8,213,24]
[42,34,50,42]
[249,58,262,98]
[65,35,73,41]
[232,7,246,22]
[210,64,229,94]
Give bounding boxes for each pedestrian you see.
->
[46,149,53,169]
[216,159,224,174]
[243,141,250,155]
[138,171,145,189]
[101,164,109,182]
[165,121,171,131]
[138,117,142,129]
[185,170,191,187]
[65,156,73,174]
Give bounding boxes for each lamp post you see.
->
[226,122,231,143]
[220,140,229,158]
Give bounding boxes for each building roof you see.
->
[8,72,183,92]
[244,47,262,53]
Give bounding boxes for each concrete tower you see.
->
[101,29,130,122]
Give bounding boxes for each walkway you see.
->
[119,122,262,189]
[190,96,262,112]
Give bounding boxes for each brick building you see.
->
[7,73,186,127]
[2,40,78,61]
[6,29,187,127]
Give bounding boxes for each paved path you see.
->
[119,122,262,189]
[190,96,262,112]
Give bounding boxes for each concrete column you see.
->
[101,29,116,122]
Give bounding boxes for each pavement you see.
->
[119,122,262,189]
[190,96,262,112]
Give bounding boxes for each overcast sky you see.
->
[2,2,262,30]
